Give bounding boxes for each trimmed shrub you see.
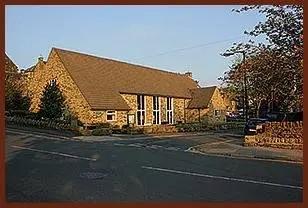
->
[120,126,144,135]
[112,125,122,134]
[91,127,112,136]
[175,121,245,133]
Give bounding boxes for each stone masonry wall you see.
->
[160,97,167,123]
[146,96,153,125]
[207,88,227,122]
[186,108,209,123]
[185,88,228,123]
[173,98,185,124]
[27,50,100,125]
[244,121,303,149]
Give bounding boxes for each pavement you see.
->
[5,126,303,202]
[6,124,303,163]
[186,138,303,164]
[73,132,303,164]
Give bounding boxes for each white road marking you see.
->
[11,145,97,161]
[186,139,235,151]
[114,142,182,152]
[134,143,146,146]
[146,145,158,149]
[165,147,181,151]
[128,144,143,147]
[147,145,164,149]
[6,129,70,141]
[142,166,303,190]
[113,143,125,146]
[207,139,235,145]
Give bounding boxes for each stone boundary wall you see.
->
[244,121,303,149]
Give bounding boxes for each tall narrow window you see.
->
[153,96,160,124]
[137,95,146,125]
[166,97,173,124]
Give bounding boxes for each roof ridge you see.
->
[52,47,193,79]
[200,86,217,89]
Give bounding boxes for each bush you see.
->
[175,121,246,133]
[122,124,129,129]
[176,122,210,132]
[91,127,112,136]
[97,123,112,128]
[111,125,122,134]
[5,84,31,112]
[87,122,112,130]
[120,126,144,135]
[6,110,40,120]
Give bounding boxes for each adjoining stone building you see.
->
[23,47,233,127]
[5,54,22,86]
[5,54,19,77]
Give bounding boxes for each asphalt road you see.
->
[5,127,303,202]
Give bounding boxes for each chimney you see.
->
[184,71,192,78]
[38,55,44,62]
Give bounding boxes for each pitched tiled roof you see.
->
[187,86,217,109]
[53,48,199,110]
[24,61,47,73]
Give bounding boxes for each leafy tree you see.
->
[5,69,30,112]
[220,5,303,115]
[38,81,65,119]
[5,81,30,111]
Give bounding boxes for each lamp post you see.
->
[222,50,248,123]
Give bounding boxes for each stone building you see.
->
[23,47,233,127]
[186,86,235,123]
[5,54,20,84]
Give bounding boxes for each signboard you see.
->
[128,114,135,124]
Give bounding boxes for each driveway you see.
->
[5,127,303,202]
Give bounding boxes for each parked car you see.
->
[262,112,303,122]
[244,118,268,135]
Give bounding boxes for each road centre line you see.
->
[113,143,126,146]
[142,166,303,190]
[128,144,143,147]
[11,145,97,161]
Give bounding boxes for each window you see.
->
[214,110,220,117]
[153,96,160,124]
[50,79,56,86]
[95,111,103,118]
[166,97,173,124]
[137,95,146,125]
[106,110,116,121]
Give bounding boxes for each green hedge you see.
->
[91,127,112,136]
[5,116,72,131]
[176,121,245,133]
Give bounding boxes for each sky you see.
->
[5,5,266,87]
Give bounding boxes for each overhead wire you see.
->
[131,35,247,61]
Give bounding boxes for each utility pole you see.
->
[222,50,248,122]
